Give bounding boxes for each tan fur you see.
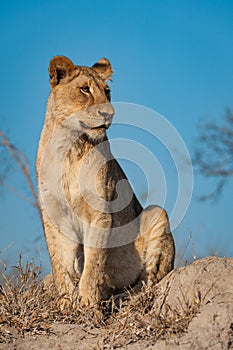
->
[36,56,175,307]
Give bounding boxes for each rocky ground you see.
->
[1,256,233,350]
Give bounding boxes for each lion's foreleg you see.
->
[78,245,108,307]
[43,218,83,304]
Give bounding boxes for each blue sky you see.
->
[0,0,233,270]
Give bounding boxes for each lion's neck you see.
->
[72,133,109,158]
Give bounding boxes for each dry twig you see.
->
[0,130,42,223]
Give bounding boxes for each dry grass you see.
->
[0,257,201,346]
[104,281,201,347]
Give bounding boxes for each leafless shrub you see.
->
[193,108,233,201]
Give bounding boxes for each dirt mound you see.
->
[1,256,233,349]
[149,256,233,349]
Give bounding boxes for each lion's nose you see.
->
[98,110,114,122]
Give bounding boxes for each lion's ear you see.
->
[49,56,76,87]
[92,58,113,81]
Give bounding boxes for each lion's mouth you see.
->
[93,124,107,130]
[80,121,110,130]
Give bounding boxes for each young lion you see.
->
[36,56,175,307]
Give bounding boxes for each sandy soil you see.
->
[1,256,233,350]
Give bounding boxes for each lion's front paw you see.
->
[79,278,102,308]
[79,294,93,308]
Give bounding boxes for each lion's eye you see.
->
[104,87,111,101]
[81,86,90,93]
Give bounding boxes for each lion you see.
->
[36,55,175,307]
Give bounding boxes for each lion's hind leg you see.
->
[135,206,175,286]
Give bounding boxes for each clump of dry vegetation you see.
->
[0,256,201,346]
[0,256,105,343]
[106,283,200,346]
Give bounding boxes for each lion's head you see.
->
[48,56,114,141]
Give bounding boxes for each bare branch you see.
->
[0,180,35,205]
[0,130,42,223]
[193,108,233,201]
